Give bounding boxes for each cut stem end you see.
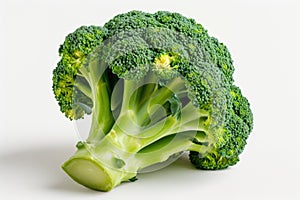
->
[62,158,114,191]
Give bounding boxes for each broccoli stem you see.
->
[135,133,212,169]
[74,81,92,99]
[62,142,136,191]
[87,80,114,142]
[62,126,213,191]
[63,72,214,191]
[128,76,186,126]
[86,65,115,142]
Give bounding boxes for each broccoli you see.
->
[52,11,253,191]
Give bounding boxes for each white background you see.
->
[0,0,299,199]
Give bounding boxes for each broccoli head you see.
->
[52,10,253,191]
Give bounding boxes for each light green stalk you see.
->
[63,73,214,191]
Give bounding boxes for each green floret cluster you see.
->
[52,10,253,191]
[53,26,107,119]
[190,85,253,169]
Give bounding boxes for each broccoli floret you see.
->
[189,85,253,169]
[52,25,107,119]
[52,11,253,191]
